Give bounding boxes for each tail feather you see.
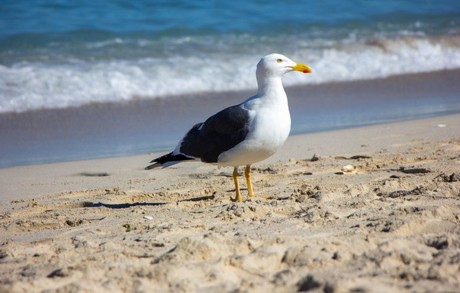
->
[144,162,163,170]
[145,152,193,170]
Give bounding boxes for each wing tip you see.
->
[145,152,194,170]
[145,162,162,170]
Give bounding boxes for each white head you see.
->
[256,53,311,80]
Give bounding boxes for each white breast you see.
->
[217,96,291,166]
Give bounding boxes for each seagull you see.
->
[146,53,311,201]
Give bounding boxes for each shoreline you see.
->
[0,111,459,292]
[1,112,459,204]
[1,68,460,168]
[2,67,459,117]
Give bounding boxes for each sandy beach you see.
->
[3,1,460,292]
[1,113,459,292]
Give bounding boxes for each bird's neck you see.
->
[256,76,286,101]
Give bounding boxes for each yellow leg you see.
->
[233,167,243,202]
[245,165,254,197]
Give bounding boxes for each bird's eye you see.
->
[276,59,283,63]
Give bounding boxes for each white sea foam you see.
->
[1,35,460,113]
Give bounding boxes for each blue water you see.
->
[1,0,460,113]
[2,1,459,37]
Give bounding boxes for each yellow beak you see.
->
[291,63,312,74]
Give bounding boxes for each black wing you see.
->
[179,105,251,163]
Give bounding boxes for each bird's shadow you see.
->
[81,194,215,209]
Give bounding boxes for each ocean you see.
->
[2,0,460,113]
[1,0,460,167]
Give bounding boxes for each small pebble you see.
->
[342,165,356,173]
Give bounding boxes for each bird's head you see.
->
[256,53,312,78]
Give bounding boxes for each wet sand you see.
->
[1,69,460,168]
[1,113,459,292]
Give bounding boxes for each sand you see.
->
[1,114,460,292]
